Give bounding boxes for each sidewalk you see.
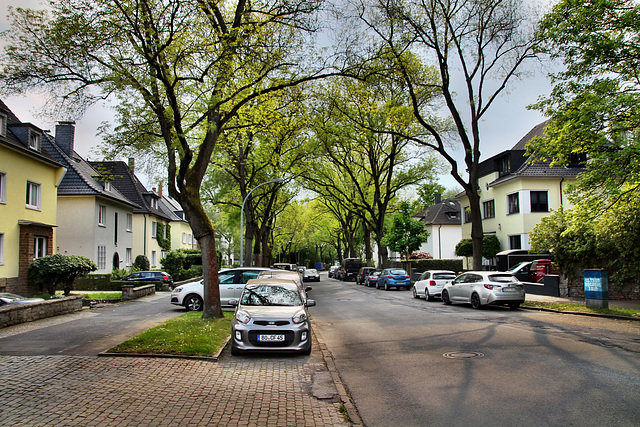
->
[525,293,640,317]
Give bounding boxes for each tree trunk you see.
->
[198,233,223,318]
[466,187,484,271]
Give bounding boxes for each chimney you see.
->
[158,183,163,198]
[434,194,442,204]
[128,157,135,174]
[55,121,76,156]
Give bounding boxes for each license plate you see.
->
[258,334,285,342]
[502,287,516,292]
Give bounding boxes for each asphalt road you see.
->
[0,292,184,356]
[310,273,640,427]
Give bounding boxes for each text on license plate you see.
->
[258,334,285,342]
[502,288,516,292]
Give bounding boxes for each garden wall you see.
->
[0,296,83,328]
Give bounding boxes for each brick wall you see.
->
[18,223,54,295]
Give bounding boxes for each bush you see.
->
[28,254,98,296]
[134,255,150,271]
[161,249,202,281]
[74,274,122,291]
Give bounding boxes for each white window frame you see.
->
[507,192,520,215]
[97,245,107,269]
[0,171,6,204]
[151,250,157,267]
[0,233,4,265]
[28,130,40,151]
[125,248,132,266]
[151,198,158,209]
[151,221,157,238]
[182,232,187,244]
[104,181,112,191]
[26,181,41,210]
[34,236,47,259]
[98,205,107,226]
[0,114,6,137]
[126,213,132,232]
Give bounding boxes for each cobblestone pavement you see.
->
[0,347,349,426]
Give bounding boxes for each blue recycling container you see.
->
[584,269,609,300]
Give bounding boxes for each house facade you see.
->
[458,122,586,264]
[0,100,66,295]
[413,196,462,259]
[44,122,139,274]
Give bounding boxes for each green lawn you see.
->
[107,311,233,357]
[522,301,640,318]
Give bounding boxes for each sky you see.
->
[0,0,552,192]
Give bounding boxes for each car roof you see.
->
[424,270,456,274]
[219,267,271,273]
[245,279,300,290]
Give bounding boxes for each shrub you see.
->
[161,249,202,281]
[28,254,98,296]
[134,255,150,270]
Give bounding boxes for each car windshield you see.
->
[389,269,407,275]
[306,269,317,274]
[489,274,519,283]
[240,285,303,306]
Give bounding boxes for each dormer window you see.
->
[151,198,158,209]
[28,130,41,151]
[0,114,6,137]
[104,181,112,191]
[498,156,510,176]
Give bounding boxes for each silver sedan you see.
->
[441,271,525,309]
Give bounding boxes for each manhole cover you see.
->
[443,351,485,359]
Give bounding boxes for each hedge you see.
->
[73,274,121,291]
[388,259,464,274]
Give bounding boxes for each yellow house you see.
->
[458,122,586,267]
[0,100,66,295]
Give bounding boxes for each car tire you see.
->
[471,293,482,309]
[184,294,203,311]
[385,282,389,291]
[509,303,521,310]
[442,290,452,305]
[231,346,241,356]
[425,290,432,301]
[301,345,312,355]
[412,287,419,298]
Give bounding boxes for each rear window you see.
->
[433,273,456,280]
[389,269,407,275]
[489,274,519,283]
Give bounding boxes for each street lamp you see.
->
[240,178,285,267]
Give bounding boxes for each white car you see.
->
[441,271,525,309]
[170,267,271,311]
[412,270,457,301]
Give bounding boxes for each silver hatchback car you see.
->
[230,279,315,355]
[441,271,525,309]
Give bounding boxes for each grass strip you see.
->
[523,301,639,318]
[107,311,233,357]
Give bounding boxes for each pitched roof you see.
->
[0,99,62,168]
[511,120,549,150]
[41,131,139,208]
[89,160,172,221]
[414,198,461,226]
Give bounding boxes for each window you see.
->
[0,114,6,137]
[28,131,40,151]
[509,235,522,250]
[463,207,472,223]
[114,212,118,245]
[182,232,187,244]
[530,191,549,212]
[97,245,107,269]
[151,221,157,238]
[483,200,495,219]
[151,198,158,209]
[507,193,520,214]
[125,248,132,266]
[188,234,192,245]
[104,181,112,191]
[151,250,157,267]
[498,156,510,176]
[0,233,4,265]
[26,181,41,210]
[126,214,132,232]
[0,171,6,203]
[34,236,47,259]
[98,205,107,226]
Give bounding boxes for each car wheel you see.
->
[231,346,241,356]
[412,286,419,298]
[425,290,432,301]
[184,294,203,311]
[509,303,521,310]
[471,293,482,309]
[442,290,452,305]
[301,345,312,355]
[385,282,389,291]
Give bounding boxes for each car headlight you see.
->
[173,287,183,293]
[236,310,252,325]
[292,310,307,324]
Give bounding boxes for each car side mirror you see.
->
[305,299,316,307]
[228,299,238,307]
[305,286,312,293]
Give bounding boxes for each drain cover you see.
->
[443,351,485,359]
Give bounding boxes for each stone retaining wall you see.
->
[0,296,83,329]
[121,284,155,301]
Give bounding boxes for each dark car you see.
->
[124,271,173,285]
[356,267,378,285]
[341,258,363,281]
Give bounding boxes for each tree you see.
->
[353,0,539,269]
[1,0,336,318]
[381,202,430,260]
[482,235,501,262]
[28,254,97,296]
[529,0,640,213]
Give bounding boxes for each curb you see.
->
[312,321,364,427]
[97,335,231,361]
[520,305,640,322]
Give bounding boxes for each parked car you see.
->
[341,258,363,281]
[412,270,457,301]
[271,263,297,271]
[356,267,378,285]
[229,279,316,355]
[124,271,173,285]
[302,268,320,282]
[441,271,525,309]
[334,267,345,280]
[364,271,380,287]
[328,266,339,278]
[170,267,270,311]
[257,269,308,293]
[507,259,558,283]
[376,268,411,290]
[0,293,45,306]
